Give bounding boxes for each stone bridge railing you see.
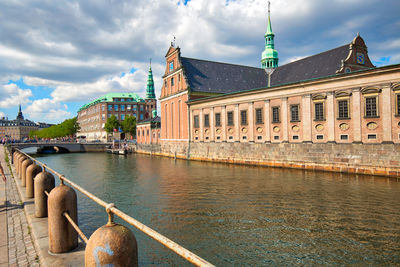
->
[11,142,110,153]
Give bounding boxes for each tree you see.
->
[29,117,81,139]
[104,115,120,134]
[121,115,136,136]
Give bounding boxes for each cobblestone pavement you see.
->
[0,147,39,266]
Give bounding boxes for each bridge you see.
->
[10,142,111,153]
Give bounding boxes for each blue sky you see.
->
[0,0,399,123]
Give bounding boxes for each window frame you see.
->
[337,99,350,120]
[227,111,234,126]
[204,114,210,127]
[255,108,263,124]
[314,102,325,121]
[364,96,378,118]
[194,115,199,128]
[290,104,300,122]
[240,110,247,125]
[272,106,280,123]
[215,113,221,127]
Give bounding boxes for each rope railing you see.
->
[16,149,215,267]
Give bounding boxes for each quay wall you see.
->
[135,142,400,178]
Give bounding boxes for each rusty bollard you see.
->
[85,204,138,267]
[34,170,55,217]
[26,164,42,198]
[48,183,78,253]
[18,155,27,179]
[21,158,33,187]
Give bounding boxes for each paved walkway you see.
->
[0,146,39,266]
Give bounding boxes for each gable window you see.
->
[194,115,199,128]
[215,113,221,127]
[227,111,234,126]
[169,61,174,72]
[255,108,263,124]
[240,110,247,125]
[337,100,349,119]
[204,114,210,127]
[290,105,300,122]
[272,106,280,123]
[314,102,324,120]
[365,97,377,117]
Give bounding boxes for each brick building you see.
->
[77,65,157,141]
[159,6,400,152]
[0,105,41,141]
[137,110,161,144]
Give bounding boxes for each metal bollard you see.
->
[34,171,55,218]
[85,204,138,266]
[26,164,42,198]
[21,158,33,187]
[48,183,78,253]
[18,155,27,179]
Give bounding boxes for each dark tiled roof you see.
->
[181,57,268,94]
[181,44,350,95]
[270,45,349,86]
[137,116,161,125]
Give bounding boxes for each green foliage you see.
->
[121,115,136,136]
[104,115,120,134]
[29,117,80,139]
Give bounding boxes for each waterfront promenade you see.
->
[0,146,39,266]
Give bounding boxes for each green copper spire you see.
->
[145,59,156,99]
[261,1,278,70]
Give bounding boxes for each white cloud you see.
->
[0,84,32,108]
[24,98,71,122]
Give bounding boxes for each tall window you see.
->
[121,114,125,120]
[204,114,210,127]
[272,107,280,123]
[169,61,174,72]
[227,111,234,126]
[108,105,112,111]
[240,110,247,125]
[114,105,119,111]
[255,108,263,124]
[314,102,324,120]
[140,105,144,111]
[121,105,125,111]
[194,115,199,128]
[397,94,400,115]
[215,113,221,127]
[171,77,174,87]
[290,105,299,122]
[127,105,131,110]
[365,97,377,117]
[338,100,349,119]
[102,105,105,111]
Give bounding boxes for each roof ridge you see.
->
[181,56,264,70]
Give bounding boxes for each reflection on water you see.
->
[35,152,400,266]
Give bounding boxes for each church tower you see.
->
[261,2,278,71]
[16,104,24,120]
[145,61,156,100]
[145,60,157,119]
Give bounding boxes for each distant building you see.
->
[0,105,41,141]
[137,110,161,144]
[77,65,157,141]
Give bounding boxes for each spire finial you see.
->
[268,1,270,14]
[171,35,176,47]
[149,58,152,68]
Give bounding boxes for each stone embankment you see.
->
[135,142,400,178]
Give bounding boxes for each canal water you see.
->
[31,152,400,266]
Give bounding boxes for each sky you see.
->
[0,0,399,124]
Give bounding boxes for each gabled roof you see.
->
[180,57,268,94]
[270,44,349,86]
[180,43,359,95]
[137,116,161,125]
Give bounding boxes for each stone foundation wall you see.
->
[135,142,400,178]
